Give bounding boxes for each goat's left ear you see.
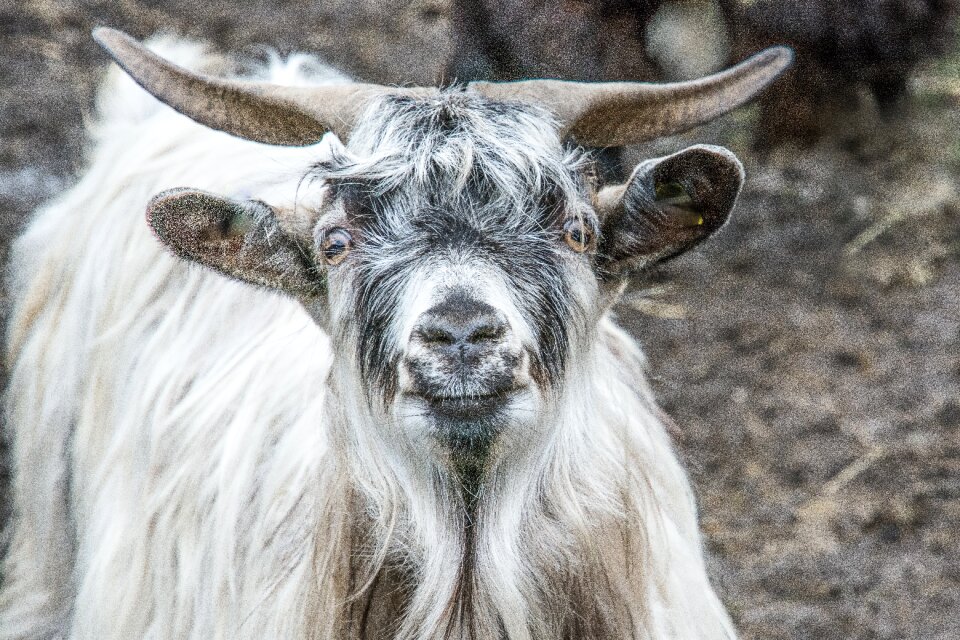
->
[147,188,322,296]
[595,144,744,277]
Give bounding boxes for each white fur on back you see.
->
[0,38,341,639]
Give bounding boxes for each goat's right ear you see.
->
[147,189,322,296]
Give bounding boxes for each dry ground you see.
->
[1,1,958,638]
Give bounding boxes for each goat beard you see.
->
[317,384,659,640]
[361,388,539,498]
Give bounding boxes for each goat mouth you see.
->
[407,388,522,421]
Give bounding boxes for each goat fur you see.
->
[0,38,736,640]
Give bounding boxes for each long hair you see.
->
[0,37,736,640]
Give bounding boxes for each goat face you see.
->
[306,94,601,452]
[99,29,783,459]
[148,93,744,459]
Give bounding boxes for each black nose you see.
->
[414,296,507,360]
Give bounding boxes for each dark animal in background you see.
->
[717,0,960,146]
[448,0,959,148]
[447,0,663,83]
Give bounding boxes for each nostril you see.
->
[417,326,457,346]
[467,322,506,344]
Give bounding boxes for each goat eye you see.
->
[320,228,353,266]
[563,218,593,253]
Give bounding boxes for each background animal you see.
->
[716,0,960,146]
[447,0,960,147]
[1,3,958,639]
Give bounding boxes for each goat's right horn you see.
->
[93,27,432,146]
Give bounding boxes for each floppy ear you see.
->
[147,188,322,296]
[595,144,744,277]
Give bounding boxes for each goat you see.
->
[717,0,960,146]
[446,0,727,84]
[449,0,958,147]
[0,28,790,639]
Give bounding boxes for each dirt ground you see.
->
[1,1,958,639]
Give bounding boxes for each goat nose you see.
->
[415,300,507,357]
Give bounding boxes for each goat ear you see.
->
[596,145,743,276]
[147,188,322,296]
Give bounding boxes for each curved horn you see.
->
[468,46,793,147]
[93,27,431,146]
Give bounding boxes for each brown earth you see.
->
[1,1,958,639]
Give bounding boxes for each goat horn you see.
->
[93,27,432,146]
[468,46,794,147]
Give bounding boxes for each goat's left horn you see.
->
[468,46,793,147]
[93,27,431,146]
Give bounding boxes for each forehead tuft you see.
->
[313,90,590,213]
[352,90,563,156]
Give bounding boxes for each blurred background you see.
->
[1,1,958,638]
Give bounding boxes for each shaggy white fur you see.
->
[0,37,737,640]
